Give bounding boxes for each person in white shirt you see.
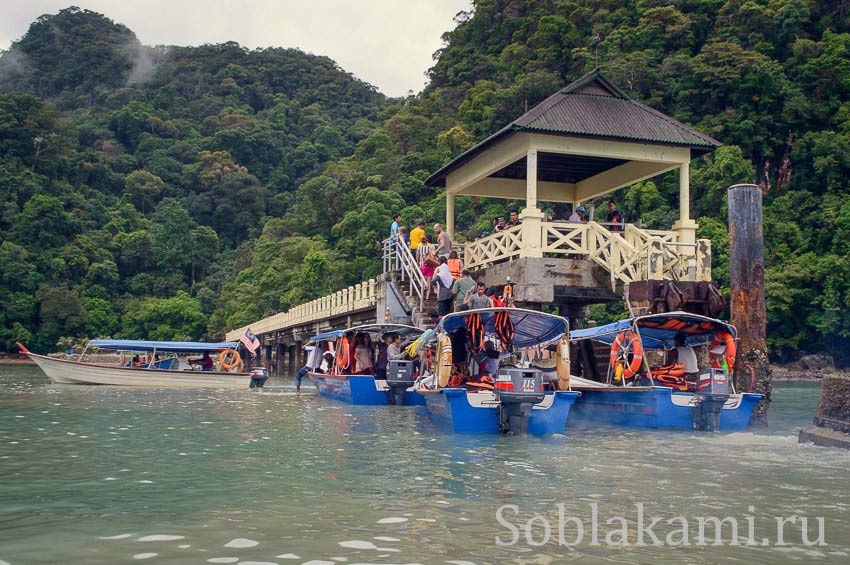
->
[569,205,586,222]
[669,333,699,379]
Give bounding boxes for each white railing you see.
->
[461,224,523,268]
[465,221,711,286]
[225,279,378,341]
[382,237,426,311]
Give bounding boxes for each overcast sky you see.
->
[0,0,471,97]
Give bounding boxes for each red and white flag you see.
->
[240,328,260,354]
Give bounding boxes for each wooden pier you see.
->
[227,70,728,375]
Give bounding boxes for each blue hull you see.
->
[423,389,580,434]
[569,386,763,430]
[309,373,426,406]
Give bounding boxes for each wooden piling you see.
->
[728,183,771,425]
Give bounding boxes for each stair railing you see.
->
[382,237,426,312]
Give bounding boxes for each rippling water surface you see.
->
[1,366,848,564]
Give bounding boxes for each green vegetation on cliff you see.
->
[1,3,849,364]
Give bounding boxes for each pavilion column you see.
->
[446,192,455,240]
[672,161,698,252]
[520,148,544,259]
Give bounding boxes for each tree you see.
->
[124,169,165,213]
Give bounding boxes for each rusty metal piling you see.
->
[728,183,771,425]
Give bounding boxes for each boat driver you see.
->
[668,334,699,381]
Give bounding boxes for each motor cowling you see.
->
[494,368,546,435]
[387,360,415,405]
[250,367,268,389]
[693,368,730,431]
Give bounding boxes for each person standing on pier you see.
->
[434,257,455,316]
[390,213,401,242]
[508,209,522,227]
[409,221,426,251]
[452,269,476,312]
[606,200,623,232]
[434,223,451,259]
[464,281,491,309]
[569,205,586,222]
[417,235,436,300]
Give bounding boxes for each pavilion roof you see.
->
[426,69,720,188]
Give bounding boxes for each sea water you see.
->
[1,366,848,564]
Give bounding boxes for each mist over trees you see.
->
[1,3,849,363]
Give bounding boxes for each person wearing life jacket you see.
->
[447,250,463,280]
[667,333,699,381]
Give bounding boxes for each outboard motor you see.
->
[693,368,730,431]
[249,367,269,389]
[494,368,546,435]
[387,360,415,405]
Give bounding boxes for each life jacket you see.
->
[501,284,514,306]
[447,258,462,279]
[653,364,686,377]
[336,337,350,372]
[466,313,485,352]
[494,310,514,347]
[654,373,689,391]
[466,375,495,390]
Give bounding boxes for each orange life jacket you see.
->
[447,258,462,279]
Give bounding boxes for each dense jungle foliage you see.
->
[1,2,849,364]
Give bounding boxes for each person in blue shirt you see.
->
[390,214,401,242]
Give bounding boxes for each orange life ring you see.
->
[710,330,736,370]
[219,349,241,371]
[609,330,644,378]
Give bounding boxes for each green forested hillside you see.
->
[2,3,850,364]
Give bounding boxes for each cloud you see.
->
[0,0,471,96]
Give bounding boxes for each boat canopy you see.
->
[309,323,423,343]
[88,340,238,353]
[435,308,568,348]
[569,311,735,349]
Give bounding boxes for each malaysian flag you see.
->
[240,328,260,354]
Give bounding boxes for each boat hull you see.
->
[25,352,251,389]
[569,386,763,430]
[423,389,580,434]
[309,373,426,406]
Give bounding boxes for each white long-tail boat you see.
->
[16,340,252,388]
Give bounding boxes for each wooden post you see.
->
[728,183,771,426]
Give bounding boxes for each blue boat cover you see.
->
[436,308,568,348]
[88,340,238,353]
[309,324,423,343]
[569,311,735,349]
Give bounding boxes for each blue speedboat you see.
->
[417,308,580,435]
[307,323,426,406]
[568,312,763,431]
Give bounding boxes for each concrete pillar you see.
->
[519,148,545,259]
[672,161,698,250]
[526,149,539,211]
[446,192,455,240]
[276,343,286,376]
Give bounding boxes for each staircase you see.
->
[382,238,441,329]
